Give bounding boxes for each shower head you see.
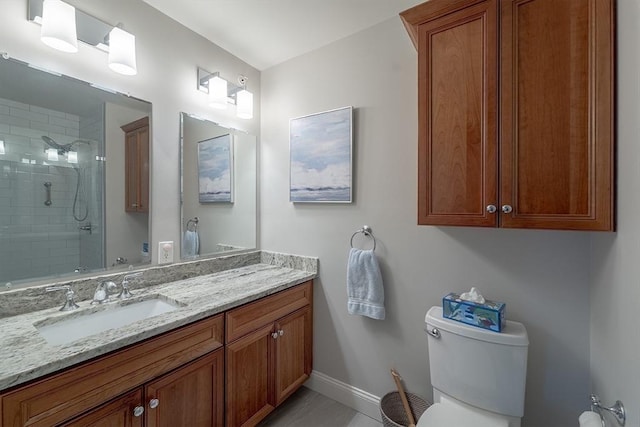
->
[42,135,71,154]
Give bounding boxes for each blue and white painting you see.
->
[198,134,233,203]
[289,106,352,203]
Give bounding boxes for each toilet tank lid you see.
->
[426,306,529,347]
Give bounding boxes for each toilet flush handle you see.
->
[426,327,441,339]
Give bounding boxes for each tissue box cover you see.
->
[442,293,505,332]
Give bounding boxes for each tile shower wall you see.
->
[0,96,85,284]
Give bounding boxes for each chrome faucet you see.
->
[46,285,80,311]
[91,281,117,304]
[117,272,143,299]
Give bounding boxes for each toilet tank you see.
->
[425,306,529,418]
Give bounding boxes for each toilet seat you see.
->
[416,403,509,427]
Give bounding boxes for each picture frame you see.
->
[197,134,233,203]
[289,106,353,203]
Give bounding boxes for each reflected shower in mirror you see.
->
[0,55,152,289]
[180,113,256,259]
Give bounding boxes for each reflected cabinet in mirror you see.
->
[180,113,256,260]
[0,56,152,289]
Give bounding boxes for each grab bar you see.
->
[44,182,52,206]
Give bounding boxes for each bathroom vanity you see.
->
[0,251,316,427]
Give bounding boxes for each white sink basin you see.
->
[35,297,182,346]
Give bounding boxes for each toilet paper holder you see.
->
[590,394,625,426]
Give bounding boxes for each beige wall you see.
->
[590,1,640,426]
[261,17,592,427]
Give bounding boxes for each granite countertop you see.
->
[0,255,317,392]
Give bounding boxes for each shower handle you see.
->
[44,182,52,206]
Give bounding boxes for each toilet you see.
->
[418,306,529,427]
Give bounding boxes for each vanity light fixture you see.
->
[208,74,228,109]
[0,140,5,155]
[236,87,253,120]
[197,67,254,119]
[40,0,78,53]
[67,151,78,164]
[46,148,59,162]
[28,0,138,76]
[108,26,137,76]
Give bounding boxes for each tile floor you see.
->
[259,387,383,427]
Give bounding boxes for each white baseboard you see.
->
[304,370,382,422]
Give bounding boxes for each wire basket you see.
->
[380,392,430,427]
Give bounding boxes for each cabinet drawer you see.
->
[226,281,312,343]
[1,314,223,427]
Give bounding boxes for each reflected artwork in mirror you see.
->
[0,55,152,290]
[180,113,256,260]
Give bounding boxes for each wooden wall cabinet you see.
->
[122,116,150,213]
[225,281,313,427]
[400,0,615,231]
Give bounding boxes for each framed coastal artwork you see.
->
[197,134,233,203]
[289,106,353,203]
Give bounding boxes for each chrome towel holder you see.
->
[350,225,376,251]
[590,394,626,426]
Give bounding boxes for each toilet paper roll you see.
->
[578,411,602,427]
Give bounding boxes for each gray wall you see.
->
[0,0,261,263]
[590,1,640,426]
[260,17,591,427]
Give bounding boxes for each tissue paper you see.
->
[443,288,505,332]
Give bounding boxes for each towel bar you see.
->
[350,225,376,251]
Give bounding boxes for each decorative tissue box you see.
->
[442,293,506,332]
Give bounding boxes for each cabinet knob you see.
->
[131,203,138,208]
[149,398,160,409]
[501,204,513,214]
[133,406,145,417]
[271,332,279,339]
[278,329,284,336]
[486,205,497,214]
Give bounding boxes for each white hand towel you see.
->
[578,411,602,427]
[183,230,199,258]
[347,248,385,320]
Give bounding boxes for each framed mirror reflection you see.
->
[0,55,151,289]
[180,113,257,260]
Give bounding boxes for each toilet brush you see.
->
[390,369,416,427]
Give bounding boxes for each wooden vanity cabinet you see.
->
[225,281,313,427]
[0,315,224,427]
[400,0,615,231]
[122,116,150,213]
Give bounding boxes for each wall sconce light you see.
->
[67,151,78,164]
[0,140,5,155]
[208,74,228,109]
[40,0,78,53]
[108,26,137,75]
[46,148,59,161]
[28,0,137,76]
[197,68,253,119]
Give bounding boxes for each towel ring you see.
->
[186,217,199,232]
[350,225,376,251]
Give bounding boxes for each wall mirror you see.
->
[0,55,152,291]
[180,113,256,259]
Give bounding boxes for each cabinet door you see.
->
[500,0,614,230]
[226,324,275,427]
[60,389,143,427]
[274,307,312,405]
[144,349,224,427]
[417,0,498,226]
[124,130,140,212]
